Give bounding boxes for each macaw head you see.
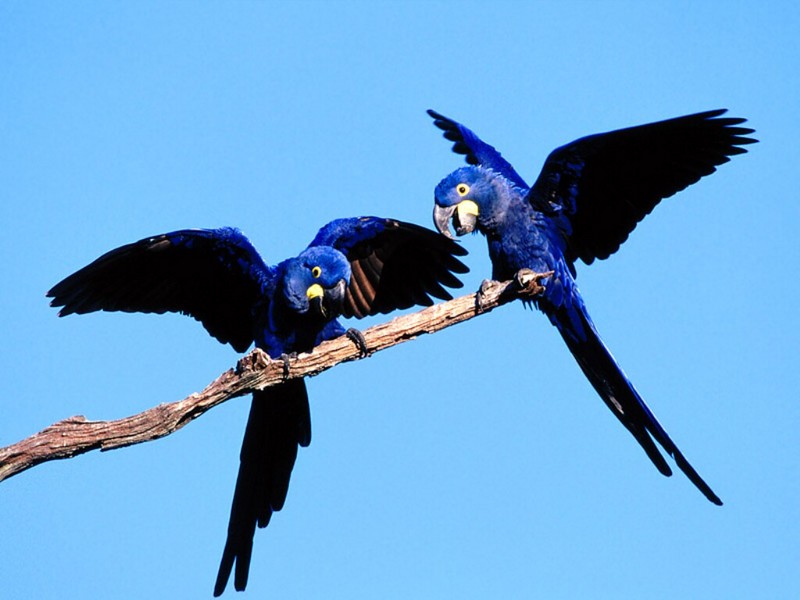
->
[280,246,351,320]
[433,166,507,238]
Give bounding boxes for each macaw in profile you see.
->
[47,217,468,594]
[429,109,756,505]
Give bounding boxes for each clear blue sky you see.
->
[2,2,798,598]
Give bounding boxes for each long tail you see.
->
[550,300,722,505]
[213,379,312,596]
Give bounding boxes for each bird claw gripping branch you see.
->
[514,269,553,298]
[345,328,369,357]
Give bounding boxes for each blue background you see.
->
[2,2,797,598]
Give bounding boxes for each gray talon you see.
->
[475,279,494,312]
[346,328,369,357]
[279,353,296,379]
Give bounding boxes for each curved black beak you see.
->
[326,278,347,315]
[433,204,457,239]
[309,278,347,320]
[308,294,325,318]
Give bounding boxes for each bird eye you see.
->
[311,266,322,278]
[456,184,470,196]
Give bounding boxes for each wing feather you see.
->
[429,108,756,266]
[47,227,272,352]
[528,109,757,264]
[309,217,469,319]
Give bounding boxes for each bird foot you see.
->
[279,352,297,379]
[475,279,494,312]
[514,269,553,297]
[345,328,369,357]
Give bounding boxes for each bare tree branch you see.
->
[0,271,549,483]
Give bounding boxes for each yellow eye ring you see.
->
[311,266,322,278]
[456,183,470,196]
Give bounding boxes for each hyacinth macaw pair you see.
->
[48,107,754,594]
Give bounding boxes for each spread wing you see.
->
[308,217,469,319]
[47,227,272,352]
[527,109,757,265]
[428,109,529,190]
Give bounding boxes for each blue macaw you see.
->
[47,217,468,594]
[430,109,756,505]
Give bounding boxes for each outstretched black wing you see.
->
[428,109,529,190]
[527,109,757,265]
[47,227,272,352]
[309,217,469,319]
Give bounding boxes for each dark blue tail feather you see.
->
[214,379,311,596]
[552,301,722,505]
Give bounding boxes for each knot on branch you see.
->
[235,348,271,375]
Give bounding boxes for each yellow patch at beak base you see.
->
[457,200,479,221]
[306,283,324,299]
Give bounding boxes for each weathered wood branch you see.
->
[0,271,549,483]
